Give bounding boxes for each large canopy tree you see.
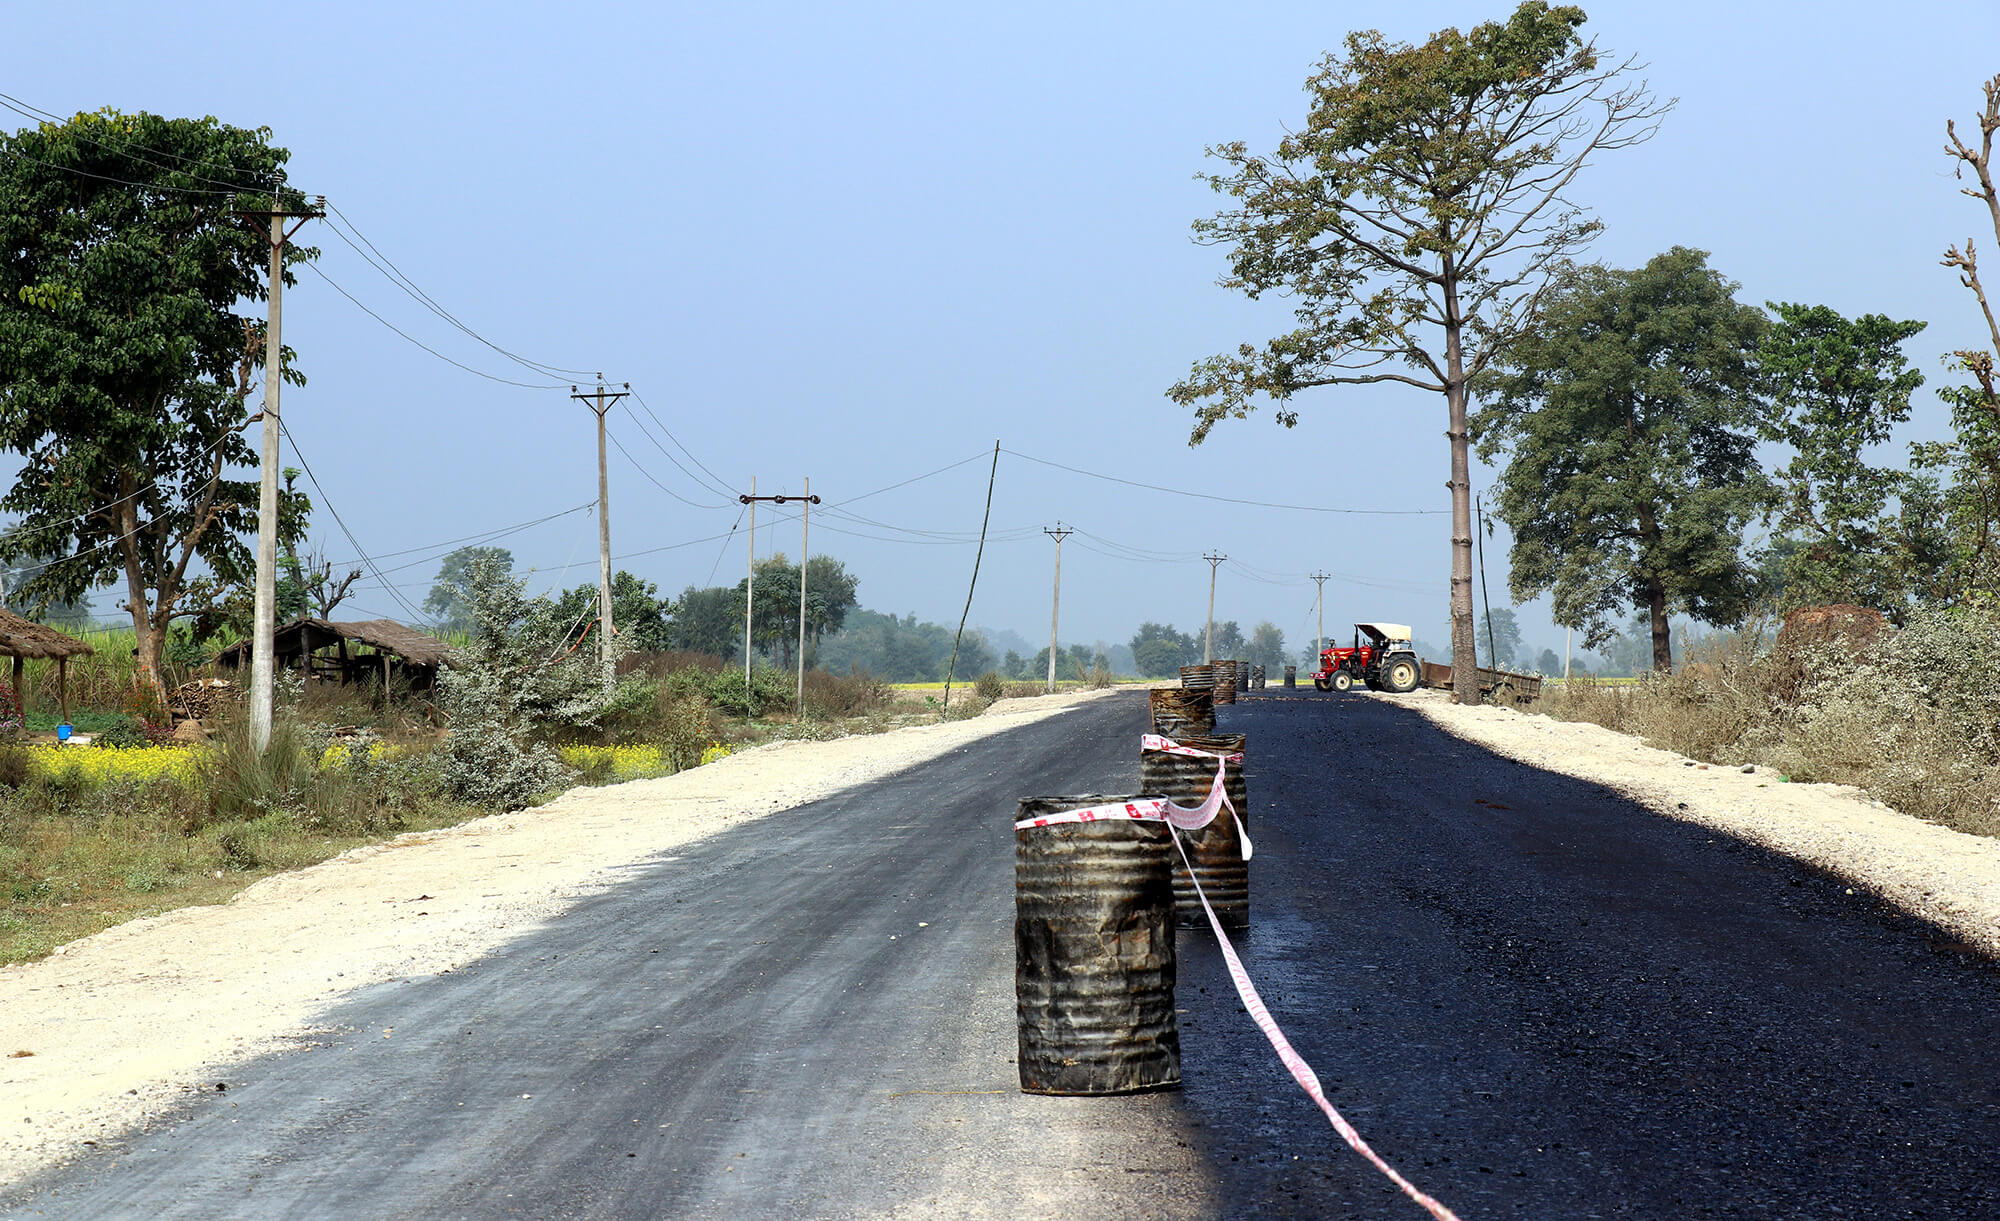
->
[1929,73,2000,597]
[1473,248,1770,670]
[1759,302,1927,611]
[1170,3,1667,701]
[0,109,313,699]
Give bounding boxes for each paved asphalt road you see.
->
[7,690,1999,1219]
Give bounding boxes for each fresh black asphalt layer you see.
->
[7,690,1999,1218]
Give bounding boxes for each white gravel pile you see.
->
[0,689,1122,1186]
[1390,688,2000,955]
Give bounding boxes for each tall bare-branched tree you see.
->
[1169,3,1669,699]
[1932,73,2000,593]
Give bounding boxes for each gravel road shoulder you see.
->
[0,689,1121,1186]
[1388,688,2000,957]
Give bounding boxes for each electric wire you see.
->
[1001,448,1447,515]
[321,204,598,381]
[0,91,281,196]
[277,419,430,623]
[628,392,738,501]
[603,425,735,510]
[297,261,570,389]
[325,501,594,568]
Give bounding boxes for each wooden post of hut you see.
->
[0,610,95,726]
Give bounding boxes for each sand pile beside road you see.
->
[0,689,1122,1185]
[1392,688,2000,957]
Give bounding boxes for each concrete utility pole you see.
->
[1043,523,1072,693]
[1203,552,1226,663]
[795,479,820,714]
[737,484,811,714]
[241,195,322,753]
[1310,571,1330,657]
[572,379,630,693]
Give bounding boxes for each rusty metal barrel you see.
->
[1178,663,1213,692]
[1015,795,1180,1095]
[1139,733,1249,930]
[1234,661,1250,692]
[1212,660,1237,705]
[1250,664,1266,689]
[1149,687,1215,737]
[1283,664,1297,688]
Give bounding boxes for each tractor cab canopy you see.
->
[1354,622,1413,646]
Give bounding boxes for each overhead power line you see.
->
[1002,448,1447,515]
[298,261,570,389]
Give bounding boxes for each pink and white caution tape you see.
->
[1143,734,1251,859]
[1165,812,1462,1220]
[1014,797,1172,830]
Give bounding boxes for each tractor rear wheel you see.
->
[1331,670,1353,692]
[1383,656,1420,693]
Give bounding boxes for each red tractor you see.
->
[1313,622,1422,694]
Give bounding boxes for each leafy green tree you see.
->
[1759,302,1927,610]
[1170,3,1667,701]
[2,552,93,626]
[0,109,314,698]
[425,546,514,632]
[550,571,675,653]
[1535,647,1562,676]
[1475,248,1770,671]
[1244,621,1288,670]
[1477,607,1521,667]
[1129,622,1196,676]
[816,609,993,682]
[732,553,861,668]
[666,584,743,658]
[1208,620,1245,660]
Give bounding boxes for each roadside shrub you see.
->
[1534,605,2000,836]
[1003,681,1042,699]
[706,665,793,718]
[435,559,622,809]
[974,671,1005,701]
[802,668,888,718]
[93,715,154,750]
[202,715,316,832]
[1087,662,1113,689]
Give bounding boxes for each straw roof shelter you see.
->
[0,608,94,721]
[215,617,455,690]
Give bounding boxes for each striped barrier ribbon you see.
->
[1142,734,1251,860]
[1165,826,1463,1221]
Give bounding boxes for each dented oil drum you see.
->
[1235,661,1250,693]
[1149,687,1215,736]
[1139,733,1249,930]
[1015,794,1180,1095]
[1250,665,1266,689]
[1178,664,1214,692]
[1212,660,1237,705]
[1283,664,1297,689]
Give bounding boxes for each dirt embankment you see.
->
[0,689,1123,1186]
[1390,688,2000,957]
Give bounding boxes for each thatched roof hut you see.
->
[0,608,94,720]
[216,617,455,691]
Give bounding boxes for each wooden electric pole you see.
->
[1043,523,1072,692]
[738,484,812,715]
[572,380,629,692]
[795,479,820,714]
[1310,571,1330,656]
[1203,552,1226,663]
[240,195,322,753]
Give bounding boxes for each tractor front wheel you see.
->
[1312,675,1331,692]
[1331,670,1353,692]
[1383,657,1420,693]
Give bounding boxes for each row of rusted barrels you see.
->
[1013,684,1251,1096]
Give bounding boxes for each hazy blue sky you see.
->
[7,2,1999,664]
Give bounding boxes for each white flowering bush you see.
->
[436,559,631,810]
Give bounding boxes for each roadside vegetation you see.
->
[0,557,1077,966]
[1533,604,2000,838]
